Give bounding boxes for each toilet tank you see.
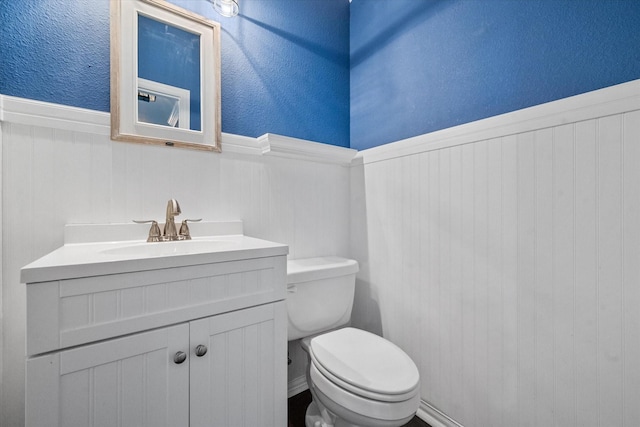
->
[286,257,359,341]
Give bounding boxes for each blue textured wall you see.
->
[4,1,640,150]
[0,0,350,147]
[0,1,111,113]
[350,0,640,150]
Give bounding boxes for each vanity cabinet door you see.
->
[26,324,190,427]
[189,301,287,427]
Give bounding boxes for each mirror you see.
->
[110,0,221,151]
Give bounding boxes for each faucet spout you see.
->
[163,199,181,239]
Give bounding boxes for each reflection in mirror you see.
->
[110,0,221,151]
[137,78,190,129]
[137,14,200,131]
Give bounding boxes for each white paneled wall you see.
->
[0,98,352,426]
[4,81,640,427]
[351,82,640,427]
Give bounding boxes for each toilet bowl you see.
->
[287,257,420,427]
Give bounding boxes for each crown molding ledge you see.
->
[258,133,357,165]
[0,95,354,165]
[356,79,640,165]
[220,132,269,156]
[0,95,111,136]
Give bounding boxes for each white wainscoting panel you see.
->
[0,97,351,426]
[351,82,640,427]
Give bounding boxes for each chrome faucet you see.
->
[135,199,201,241]
[163,199,181,240]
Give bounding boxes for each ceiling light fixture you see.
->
[207,0,239,18]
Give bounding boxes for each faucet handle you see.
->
[179,219,202,240]
[133,219,162,242]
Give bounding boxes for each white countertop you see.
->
[21,222,288,283]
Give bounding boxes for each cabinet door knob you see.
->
[173,351,187,364]
[195,344,208,357]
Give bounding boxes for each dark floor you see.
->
[288,390,431,427]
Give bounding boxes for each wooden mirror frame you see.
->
[110,0,221,152]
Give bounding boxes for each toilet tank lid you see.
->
[287,256,359,284]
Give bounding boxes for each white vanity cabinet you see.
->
[22,233,288,427]
[27,323,191,426]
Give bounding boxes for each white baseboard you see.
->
[416,400,464,427]
[288,375,309,398]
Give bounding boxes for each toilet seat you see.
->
[308,328,420,402]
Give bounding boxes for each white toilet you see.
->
[287,257,420,427]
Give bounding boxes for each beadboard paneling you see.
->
[351,108,640,426]
[0,108,351,426]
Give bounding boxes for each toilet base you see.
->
[305,400,336,427]
[305,397,365,427]
[305,383,415,427]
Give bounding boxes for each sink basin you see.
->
[100,239,238,257]
[20,221,289,283]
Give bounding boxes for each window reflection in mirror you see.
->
[137,79,190,129]
[137,14,201,131]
